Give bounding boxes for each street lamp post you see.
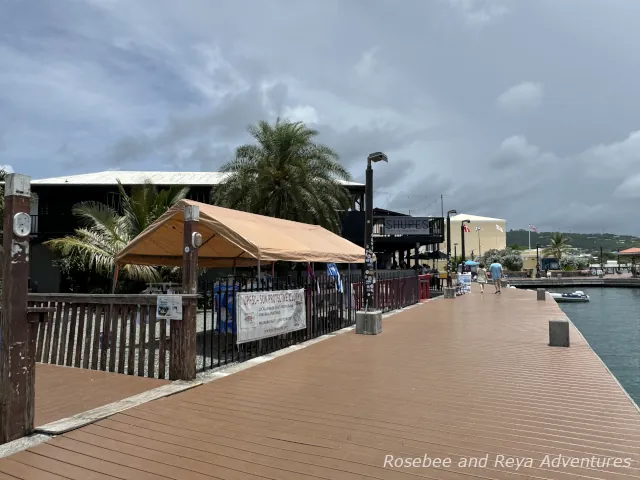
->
[454,243,458,272]
[446,209,457,287]
[461,219,470,265]
[364,152,388,311]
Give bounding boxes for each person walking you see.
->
[489,260,503,294]
[476,263,488,293]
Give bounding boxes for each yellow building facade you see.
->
[444,214,507,260]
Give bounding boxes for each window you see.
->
[107,192,122,211]
[188,191,210,204]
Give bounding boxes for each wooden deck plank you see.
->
[0,457,68,480]
[11,451,118,480]
[34,364,168,427]
[4,288,640,479]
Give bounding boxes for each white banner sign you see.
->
[236,289,306,344]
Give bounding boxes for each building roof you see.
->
[449,213,506,223]
[32,170,365,187]
[619,247,640,255]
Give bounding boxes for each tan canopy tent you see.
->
[115,199,365,268]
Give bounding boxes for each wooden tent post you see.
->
[0,174,34,444]
[110,264,119,294]
[170,205,199,381]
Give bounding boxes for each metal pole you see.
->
[600,246,603,272]
[446,214,452,287]
[364,161,375,310]
[257,258,262,287]
[536,244,540,278]
[460,224,466,264]
[0,174,34,443]
[477,229,481,259]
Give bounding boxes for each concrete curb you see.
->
[35,380,202,435]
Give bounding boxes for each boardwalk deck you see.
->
[35,364,169,427]
[2,287,640,479]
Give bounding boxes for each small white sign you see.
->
[157,294,182,320]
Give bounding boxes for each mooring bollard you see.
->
[356,310,382,335]
[443,287,456,299]
[549,319,570,347]
[537,288,546,301]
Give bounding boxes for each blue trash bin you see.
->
[214,284,239,334]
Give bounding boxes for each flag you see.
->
[327,263,343,293]
[529,224,539,233]
[463,224,471,233]
[476,226,481,231]
[308,262,320,293]
[496,224,504,233]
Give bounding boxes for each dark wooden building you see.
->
[341,208,445,269]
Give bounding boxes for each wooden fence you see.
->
[28,294,179,379]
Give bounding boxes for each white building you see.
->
[445,214,507,259]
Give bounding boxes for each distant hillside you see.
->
[507,230,640,253]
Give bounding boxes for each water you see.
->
[554,287,640,404]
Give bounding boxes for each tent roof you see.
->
[619,247,640,256]
[115,200,365,268]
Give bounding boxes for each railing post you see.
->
[0,174,34,444]
[170,205,199,381]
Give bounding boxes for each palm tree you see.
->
[45,180,189,284]
[213,118,353,233]
[543,232,571,261]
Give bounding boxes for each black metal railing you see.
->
[197,270,420,372]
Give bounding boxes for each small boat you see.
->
[550,291,590,303]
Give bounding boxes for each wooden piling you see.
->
[170,205,199,381]
[0,174,34,444]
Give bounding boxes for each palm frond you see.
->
[213,118,351,232]
[46,179,188,289]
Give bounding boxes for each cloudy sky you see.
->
[2,0,640,234]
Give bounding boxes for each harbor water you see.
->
[554,287,640,405]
